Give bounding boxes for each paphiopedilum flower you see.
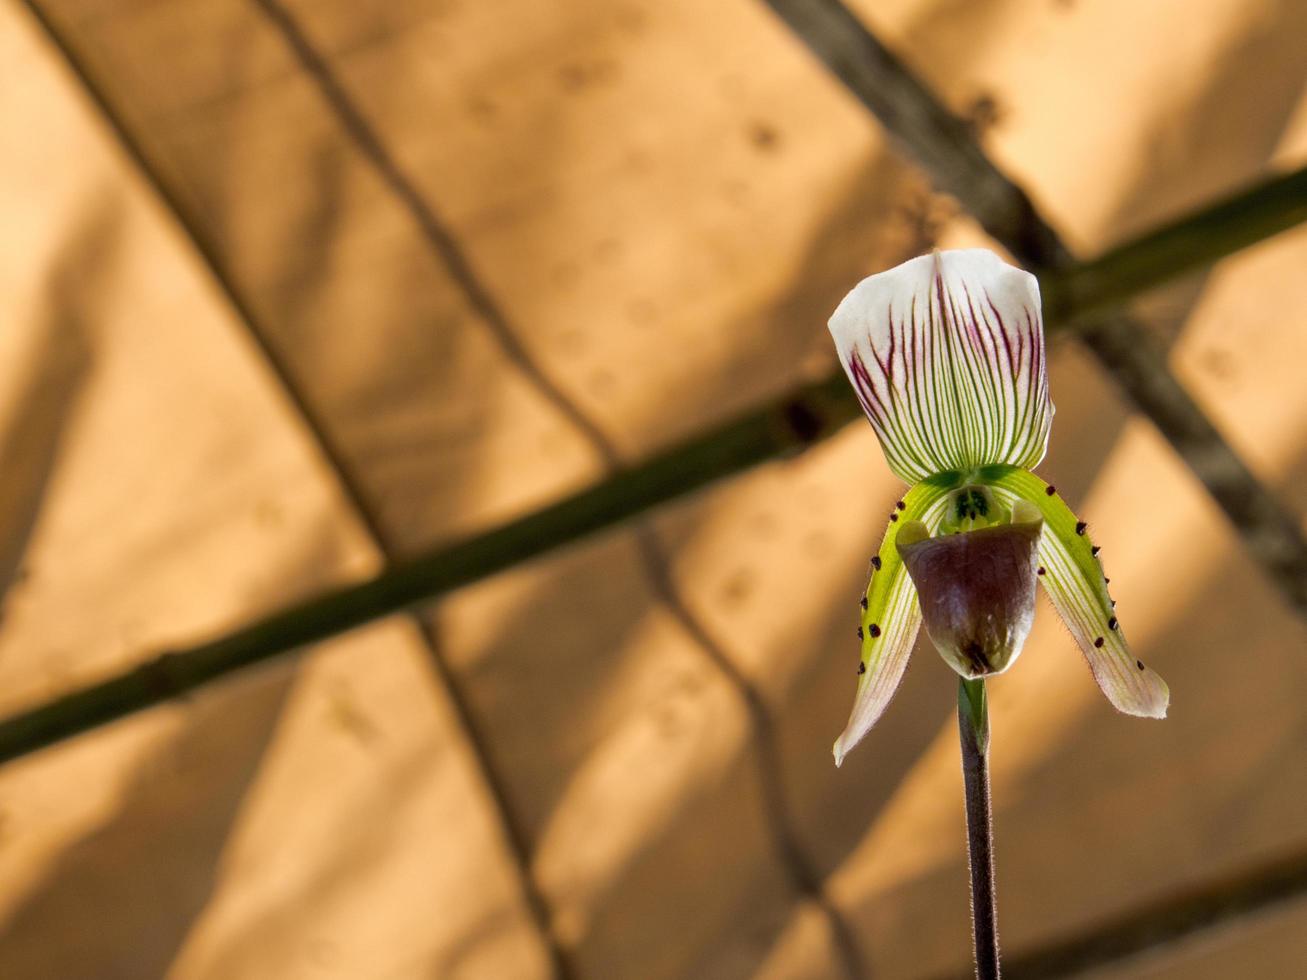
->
[830,249,1168,766]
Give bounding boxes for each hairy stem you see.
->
[959,677,1000,979]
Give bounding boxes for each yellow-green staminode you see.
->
[828,249,1168,767]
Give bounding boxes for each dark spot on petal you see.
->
[869,624,882,638]
[1093,636,1104,648]
[1046,485,1056,495]
[860,596,869,610]
[1108,616,1118,630]
[856,625,863,639]
[1091,545,1101,556]
[896,500,906,511]
[890,513,898,522]
[872,555,882,570]
[1136,660,1145,671]
[1075,521,1087,535]
[858,662,866,675]
[1111,599,1117,608]
[1037,566,1046,576]
[1104,577,1111,584]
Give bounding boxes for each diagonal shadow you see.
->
[695,0,1307,969]
[881,439,1307,980]
[182,690,533,980]
[10,7,1049,978]
[808,0,1307,970]
[17,2,571,976]
[231,2,892,976]
[1093,0,1307,244]
[224,1,1155,977]
[15,1,1301,980]
[0,198,95,617]
[0,662,297,980]
[0,175,325,979]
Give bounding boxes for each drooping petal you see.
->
[828,249,1053,483]
[835,477,955,766]
[985,467,1169,717]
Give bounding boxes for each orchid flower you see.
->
[829,249,1168,766]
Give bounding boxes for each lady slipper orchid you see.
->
[829,249,1168,766]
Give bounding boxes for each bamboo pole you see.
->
[0,165,1304,763]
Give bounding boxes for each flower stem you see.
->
[958,676,1000,979]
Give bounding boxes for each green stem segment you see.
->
[1039,166,1307,323]
[0,161,1305,762]
[959,677,1000,979]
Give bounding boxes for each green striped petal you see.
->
[829,250,1053,483]
[835,476,956,766]
[986,467,1169,718]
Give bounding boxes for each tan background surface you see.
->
[0,0,1305,977]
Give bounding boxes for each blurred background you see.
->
[1,0,1306,977]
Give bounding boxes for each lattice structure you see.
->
[1,1,1305,977]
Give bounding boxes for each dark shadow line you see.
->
[759,0,1307,620]
[759,0,1307,970]
[927,845,1307,980]
[244,0,867,974]
[247,0,622,466]
[759,0,1066,268]
[15,0,385,554]
[16,3,573,978]
[632,527,866,980]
